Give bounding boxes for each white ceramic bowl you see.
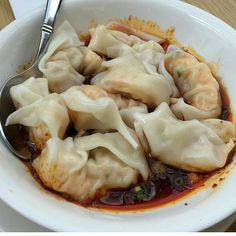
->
[0,0,236,232]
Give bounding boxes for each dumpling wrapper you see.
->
[170,98,219,120]
[10,77,49,108]
[6,94,69,149]
[91,54,172,108]
[159,45,221,119]
[134,102,235,173]
[39,21,85,92]
[107,91,148,128]
[129,40,165,73]
[39,21,103,93]
[33,134,148,201]
[61,86,139,148]
[74,85,147,109]
[201,119,235,143]
[79,46,103,75]
[88,24,143,57]
[119,106,147,129]
[74,132,149,180]
[88,24,165,73]
[105,21,164,43]
[64,85,148,129]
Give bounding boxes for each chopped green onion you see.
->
[134,186,142,192]
[131,182,156,202]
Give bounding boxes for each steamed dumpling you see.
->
[66,85,148,128]
[38,21,103,93]
[108,92,148,128]
[33,138,88,200]
[92,54,172,107]
[170,100,235,142]
[61,86,139,148]
[39,21,85,92]
[201,119,235,143]
[79,46,103,75]
[75,84,147,111]
[130,40,164,73]
[88,24,164,73]
[74,132,149,179]
[106,39,164,73]
[6,94,69,149]
[88,25,143,57]
[119,106,147,129]
[106,21,164,43]
[33,133,149,201]
[159,45,221,119]
[170,98,218,120]
[134,102,235,173]
[10,77,49,108]
[108,92,147,110]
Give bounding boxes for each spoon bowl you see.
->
[0,67,42,160]
[0,0,62,160]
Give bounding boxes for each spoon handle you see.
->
[35,0,63,61]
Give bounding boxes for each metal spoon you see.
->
[0,0,63,160]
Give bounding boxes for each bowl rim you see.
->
[0,0,236,231]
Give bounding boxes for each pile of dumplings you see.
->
[6,21,235,202]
